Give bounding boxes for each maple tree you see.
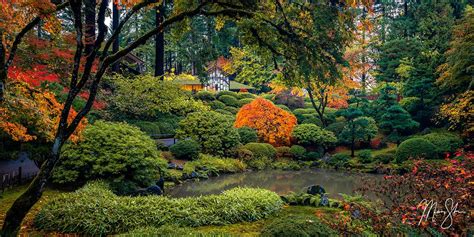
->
[235,97,297,146]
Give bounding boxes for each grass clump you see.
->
[183,154,246,175]
[34,181,284,236]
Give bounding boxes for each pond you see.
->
[168,169,381,199]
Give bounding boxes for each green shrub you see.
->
[328,153,351,167]
[231,147,254,161]
[239,98,254,106]
[213,109,233,116]
[223,106,239,114]
[176,111,240,156]
[290,145,306,160]
[127,120,161,135]
[155,115,181,135]
[358,149,372,164]
[183,154,246,175]
[169,139,201,160]
[261,215,337,237]
[209,100,226,110]
[271,159,302,170]
[291,124,337,147]
[246,156,272,170]
[218,95,240,107]
[326,121,346,137]
[276,146,292,159]
[237,92,256,99]
[396,138,438,163]
[305,151,323,161]
[374,153,395,164]
[194,91,215,101]
[216,90,238,99]
[237,126,258,144]
[53,121,166,194]
[422,132,463,154]
[120,225,234,237]
[276,104,290,111]
[261,94,275,101]
[243,143,277,160]
[34,182,283,236]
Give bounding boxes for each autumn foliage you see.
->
[234,97,297,146]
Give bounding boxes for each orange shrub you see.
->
[235,97,297,146]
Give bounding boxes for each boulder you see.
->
[319,194,329,207]
[307,185,326,196]
[146,185,163,196]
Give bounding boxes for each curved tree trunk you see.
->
[1,138,63,237]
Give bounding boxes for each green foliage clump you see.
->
[328,153,351,167]
[396,138,438,163]
[261,93,275,101]
[34,182,283,236]
[422,132,463,154]
[291,124,337,147]
[237,92,256,99]
[53,121,166,194]
[271,159,302,170]
[219,95,240,107]
[374,153,395,164]
[261,215,337,237]
[127,120,161,135]
[209,100,226,110]
[326,121,346,138]
[176,111,240,156]
[183,154,246,175]
[358,149,372,163]
[216,91,238,99]
[243,142,277,160]
[276,146,291,159]
[223,106,239,114]
[289,145,306,160]
[246,156,273,170]
[194,91,216,101]
[379,105,419,144]
[169,139,201,160]
[305,151,323,161]
[237,126,258,144]
[239,98,254,106]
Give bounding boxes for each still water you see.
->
[168,169,381,199]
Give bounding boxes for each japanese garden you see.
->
[0,0,472,236]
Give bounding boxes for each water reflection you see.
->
[168,169,381,199]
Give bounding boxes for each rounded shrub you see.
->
[237,92,256,99]
[374,153,395,164]
[276,104,290,111]
[422,132,463,154]
[239,98,254,106]
[305,151,323,161]
[34,182,283,236]
[214,108,233,116]
[358,149,372,164]
[218,95,240,107]
[276,146,292,159]
[396,138,438,163]
[169,139,200,160]
[291,124,337,147]
[290,145,306,160]
[176,111,240,156]
[223,106,239,114]
[261,215,337,237]
[326,121,346,137]
[216,90,238,99]
[209,100,226,110]
[243,142,277,159]
[194,90,215,101]
[53,121,166,194]
[261,93,276,101]
[237,126,258,144]
[128,120,161,136]
[328,153,351,167]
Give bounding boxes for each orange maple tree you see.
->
[235,97,297,146]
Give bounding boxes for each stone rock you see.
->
[176,165,184,170]
[321,153,331,162]
[146,185,163,196]
[190,171,199,179]
[307,185,326,196]
[319,194,329,207]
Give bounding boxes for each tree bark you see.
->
[112,2,120,72]
[154,3,164,78]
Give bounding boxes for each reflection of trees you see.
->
[170,169,382,198]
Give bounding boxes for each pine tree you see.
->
[379,105,419,145]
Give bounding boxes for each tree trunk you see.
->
[112,2,120,72]
[154,3,164,78]
[1,138,63,237]
[306,86,327,127]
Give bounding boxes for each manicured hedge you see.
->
[194,91,215,101]
[422,132,463,155]
[237,126,258,144]
[219,95,240,107]
[209,100,226,110]
[182,154,246,175]
[216,91,238,99]
[243,143,277,159]
[396,138,438,163]
[35,182,283,236]
[169,139,201,160]
[290,145,306,160]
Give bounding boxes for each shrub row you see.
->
[35,182,284,236]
